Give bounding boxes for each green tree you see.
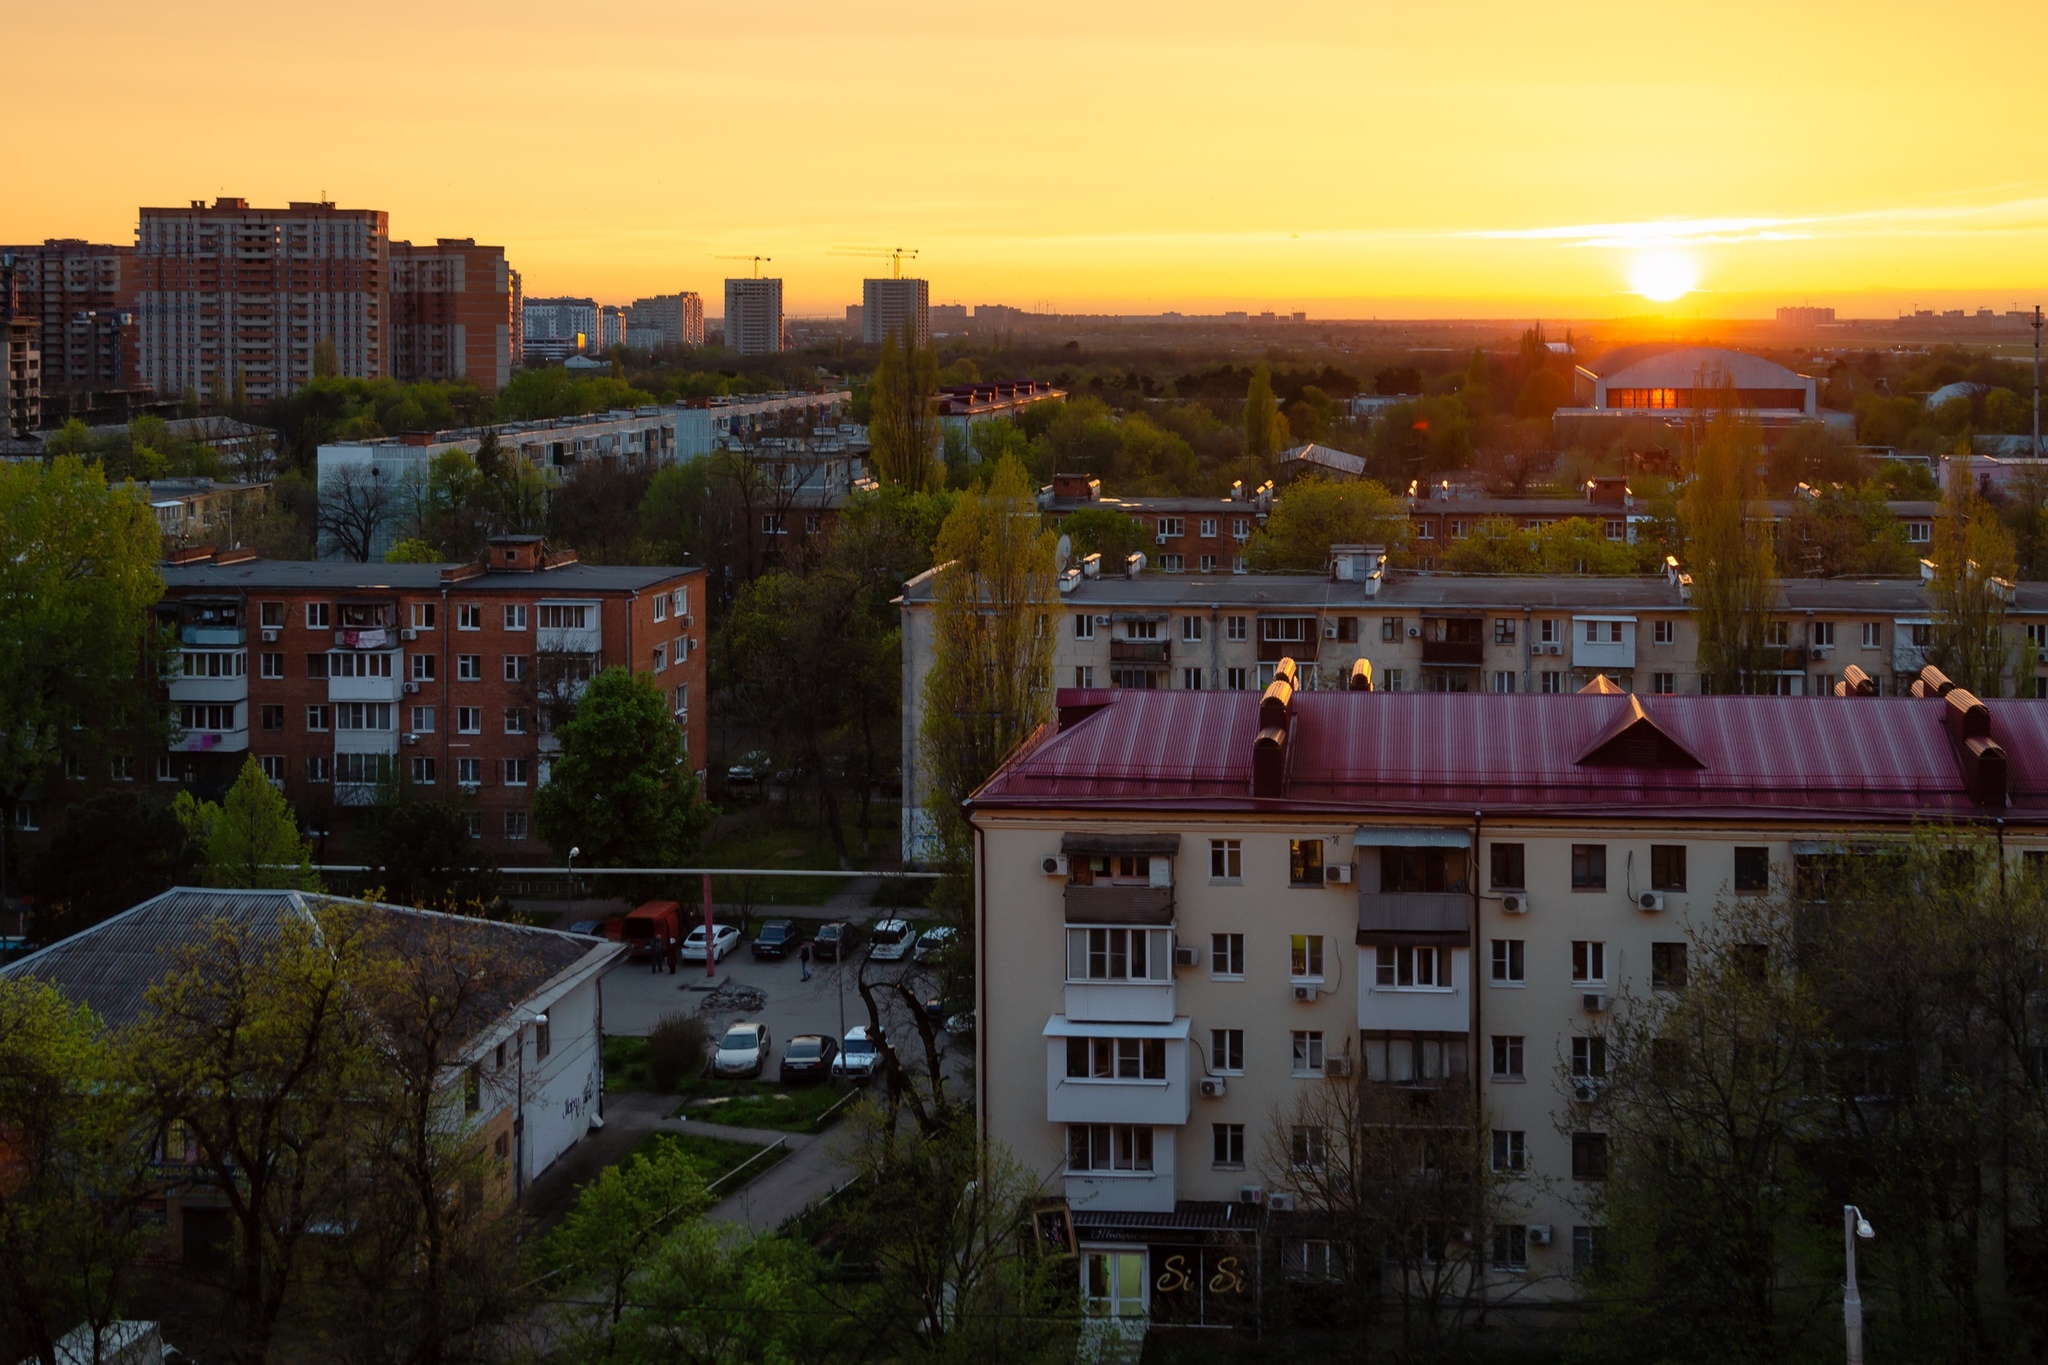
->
[532,667,711,869]
[1243,363,1285,461]
[1057,506,1149,568]
[1244,474,1408,572]
[1927,456,2018,695]
[1441,515,1651,575]
[870,330,943,493]
[1682,412,1781,693]
[541,1139,710,1351]
[604,1221,832,1365]
[384,537,440,564]
[361,775,497,910]
[31,792,200,939]
[173,757,321,891]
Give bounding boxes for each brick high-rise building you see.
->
[388,238,517,391]
[0,240,139,404]
[136,198,388,403]
[627,292,704,350]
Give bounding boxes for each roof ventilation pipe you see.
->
[1349,658,1375,692]
[1834,664,1878,697]
[1253,665,1297,798]
[1913,664,1955,698]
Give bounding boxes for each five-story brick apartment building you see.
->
[157,536,705,857]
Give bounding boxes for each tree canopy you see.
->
[532,667,711,868]
[173,758,322,891]
[1244,475,1408,572]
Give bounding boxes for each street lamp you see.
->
[567,847,580,917]
[1843,1204,1875,1365]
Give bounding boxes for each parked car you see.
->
[912,926,957,963]
[751,918,803,960]
[924,995,970,1026]
[832,1025,884,1082]
[868,919,914,963]
[944,1009,975,1040]
[813,920,859,962]
[714,1022,772,1078]
[681,924,741,963]
[566,918,606,937]
[725,750,773,790]
[778,1033,838,1083]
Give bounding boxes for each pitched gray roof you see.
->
[162,561,699,593]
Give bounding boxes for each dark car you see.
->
[778,1033,838,1083]
[751,918,803,960]
[813,920,859,962]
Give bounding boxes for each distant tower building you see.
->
[387,238,515,390]
[863,277,929,349]
[627,292,704,350]
[600,304,628,350]
[724,278,785,355]
[1,253,41,439]
[0,239,138,406]
[521,296,598,362]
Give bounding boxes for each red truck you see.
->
[620,900,682,959]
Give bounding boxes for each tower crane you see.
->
[829,246,920,278]
[715,254,773,278]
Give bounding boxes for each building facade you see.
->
[155,539,706,859]
[0,239,139,406]
[862,277,930,349]
[967,684,2047,1329]
[136,198,389,403]
[388,238,516,390]
[723,278,784,355]
[521,296,598,361]
[627,292,706,350]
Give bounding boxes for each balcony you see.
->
[180,624,244,646]
[170,726,248,755]
[1257,638,1314,663]
[1419,639,1484,667]
[1064,884,1174,925]
[1044,1025,1191,1127]
[1357,891,1469,939]
[1109,640,1169,665]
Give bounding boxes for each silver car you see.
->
[713,1022,771,1078]
[831,1025,884,1082]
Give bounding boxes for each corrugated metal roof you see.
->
[973,691,2045,821]
[163,562,698,593]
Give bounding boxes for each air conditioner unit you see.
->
[1407,627,1421,638]
[1500,893,1529,915]
[1173,944,1201,968]
[1237,1185,1265,1206]
[1572,1079,1604,1103]
[400,628,418,641]
[1200,1078,1227,1098]
[1583,992,1610,1014]
[1547,642,1562,654]
[1324,623,1338,639]
[1292,984,1316,1003]
[404,681,419,694]
[261,629,279,643]
[680,614,693,629]
[1040,854,1068,877]
[1266,1192,1297,1212]
[1323,863,1353,886]
[1528,1224,1554,1246]
[1156,533,1170,545]
[402,733,419,747]
[1094,614,1111,625]
[1322,1055,1353,1079]
[1637,891,1666,912]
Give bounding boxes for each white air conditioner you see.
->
[1266,1192,1297,1212]
[1408,627,1421,638]
[1173,944,1201,968]
[402,733,419,747]
[1324,623,1338,639]
[401,628,418,641]
[1292,984,1316,1003]
[1583,992,1610,1014]
[680,614,693,629]
[1572,1079,1604,1103]
[1156,533,1170,545]
[1322,1055,1353,1078]
[1501,893,1529,915]
[1238,1185,1265,1206]
[1323,863,1353,886]
[1200,1078,1227,1098]
[1528,1224,1554,1246]
[404,681,419,694]
[1546,642,1562,654]
[1041,854,1068,877]
[261,629,279,643]
[1637,891,1666,912]
[1094,614,1111,625]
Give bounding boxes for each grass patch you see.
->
[700,819,855,907]
[869,874,935,910]
[673,1078,859,1133]
[604,1034,661,1092]
[632,1130,786,1188]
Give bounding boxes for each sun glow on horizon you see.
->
[1629,249,1699,303]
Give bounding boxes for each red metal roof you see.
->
[971,690,2048,822]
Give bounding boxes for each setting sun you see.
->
[1629,249,1699,303]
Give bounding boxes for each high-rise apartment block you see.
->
[627,292,704,350]
[522,297,598,362]
[600,304,627,351]
[387,238,517,391]
[0,240,139,404]
[3,305,38,441]
[723,278,784,355]
[862,276,930,349]
[136,199,388,403]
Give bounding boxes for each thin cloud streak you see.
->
[1465,194,2048,248]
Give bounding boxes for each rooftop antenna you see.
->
[716,254,772,278]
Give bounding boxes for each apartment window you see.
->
[259,652,284,680]
[465,812,482,838]
[1157,517,1184,539]
[1381,616,1404,642]
[1653,619,1675,645]
[538,604,589,629]
[260,601,284,628]
[1209,839,1241,881]
[1226,615,1247,641]
[1067,1124,1154,1173]
[327,651,393,680]
[1734,846,1770,893]
[410,603,436,630]
[1861,621,1882,649]
[503,759,529,786]
[457,758,482,788]
[1075,614,1095,640]
[1126,618,1159,642]
[108,755,134,782]
[1213,1123,1245,1168]
[1291,934,1325,980]
[411,654,435,682]
[154,755,174,783]
[1652,671,1675,694]
[259,704,285,732]
[1651,942,1689,991]
[1157,554,1184,573]
[1182,615,1203,642]
[503,605,527,631]
[1073,666,1095,688]
[1906,520,1932,544]
[1494,618,1517,645]
[1065,1036,1167,1081]
[306,653,329,680]
[504,708,528,735]
[1573,1227,1600,1274]
[1065,927,1170,982]
[1200,554,1217,573]
[178,704,238,732]
[458,604,481,631]
[1572,1132,1609,1181]
[1571,1036,1607,1080]
[1200,517,1218,538]
[457,654,481,682]
[305,603,330,629]
[305,705,330,732]
[1540,670,1563,693]
[1181,668,1203,690]
[1765,620,1790,648]
[1571,940,1607,984]
[653,593,669,622]
[1490,938,1525,984]
[1571,844,1607,889]
[1210,1029,1244,1074]
[1287,839,1324,886]
[457,707,482,734]
[1232,516,1250,541]
[410,705,434,733]
[1491,1225,1528,1271]
[1650,844,1686,891]
[504,655,527,683]
[1813,621,1835,648]
[1227,666,1249,689]
[1384,668,1403,691]
[259,755,285,785]
[335,702,392,731]
[1492,670,1517,693]
[535,1018,551,1060]
[1290,1031,1325,1075]
[1491,1034,1524,1079]
[306,755,331,784]
[411,756,436,785]
[62,755,85,781]
[1492,1130,1527,1172]
[1211,933,1245,979]
[1490,843,1525,889]
[1374,944,1444,988]
[1289,1125,1327,1171]
[761,512,786,536]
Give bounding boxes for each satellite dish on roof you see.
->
[1055,534,1071,573]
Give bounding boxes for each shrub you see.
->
[647,1011,712,1092]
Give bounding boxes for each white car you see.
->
[868,918,914,963]
[912,926,957,963]
[681,924,741,963]
[714,1022,772,1078]
[832,1025,884,1082]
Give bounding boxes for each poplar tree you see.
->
[1682,410,1781,694]
[1244,363,1284,461]
[869,329,942,493]
[1927,452,2019,695]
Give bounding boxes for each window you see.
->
[1084,1251,1147,1320]
[1571,844,1607,889]
[457,758,482,788]
[504,655,527,683]
[503,759,529,786]
[109,755,134,782]
[1492,1130,1527,1172]
[1381,616,1404,642]
[1126,618,1159,641]
[653,593,668,622]
[178,650,246,680]
[1156,516,1184,540]
[503,605,527,631]
[1209,839,1241,880]
[1540,670,1563,693]
[154,755,174,782]
[306,755,331,783]
[1210,1029,1244,1074]
[1074,614,1094,640]
[1764,620,1790,648]
[1490,939,1525,984]
[411,756,436,785]
[1374,944,1444,988]
[326,651,394,679]
[1227,666,1249,689]
[305,603,330,629]
[1650,844,1686,890]
[1213,1123,1245,1168]
[1067,1124,1154,1173]
[761,512,786,535]
[1571,1036,1607,1079]
[1200,554,1217,573]
[335,702,392,731]
[1494,618,1516,644]
[1065,1036,1167,1081]
[1734,845,1770,893]
[1813,621,1835,648]
[1333,615,1359,644]
[260,601,284,628]
[1291,934,1325,980]
[538,604,589,629]
[1571,941,1607,984]
[410,705,435,732]
[1573,1227,1600,1274]
[1181,668,1203,689]
[1226,614,1247,641]
[259,652,283,679]
[1200,517,1218,538]
[1290,1031,1325,1075]
[306,705,330,732]
[1288,839,1324,886]
[458,604,481,631]
[411,603,436,630]
[334,752,392,786]
[1652,671,1675,694]
[178,704,239,732]
[1231,516,1250,542]
[535,1018,551,1060]
[457,707,482,734]
[1492,670,1517,692]
[1572,1132,1609,1181]
[1182,616,1203,642]
[259,755,285,785]
[1211,933,1245,978]
[411,654,435,682]
[1065,927,1169,982]
[504,708,528,735]
[260,704,285,732]
[1491,1035,1524,1079]
[1289,1125,1327,1170]
[1861,621,1882,649]
[306,653,329,680]
[1906,520,1932,544]
[1490,843,1525,889]
[1653,619,1675,645]
[1651,942,1688,990]
[1491,1225,1528,1271]
[1073,666,1094,688]
[457,654,481,682]
[62,755,85,781]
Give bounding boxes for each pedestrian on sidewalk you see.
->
[651,933,666,973]
[666,933,681,975]
[799,943,812,982]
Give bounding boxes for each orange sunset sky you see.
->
[13,0,2048,319]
